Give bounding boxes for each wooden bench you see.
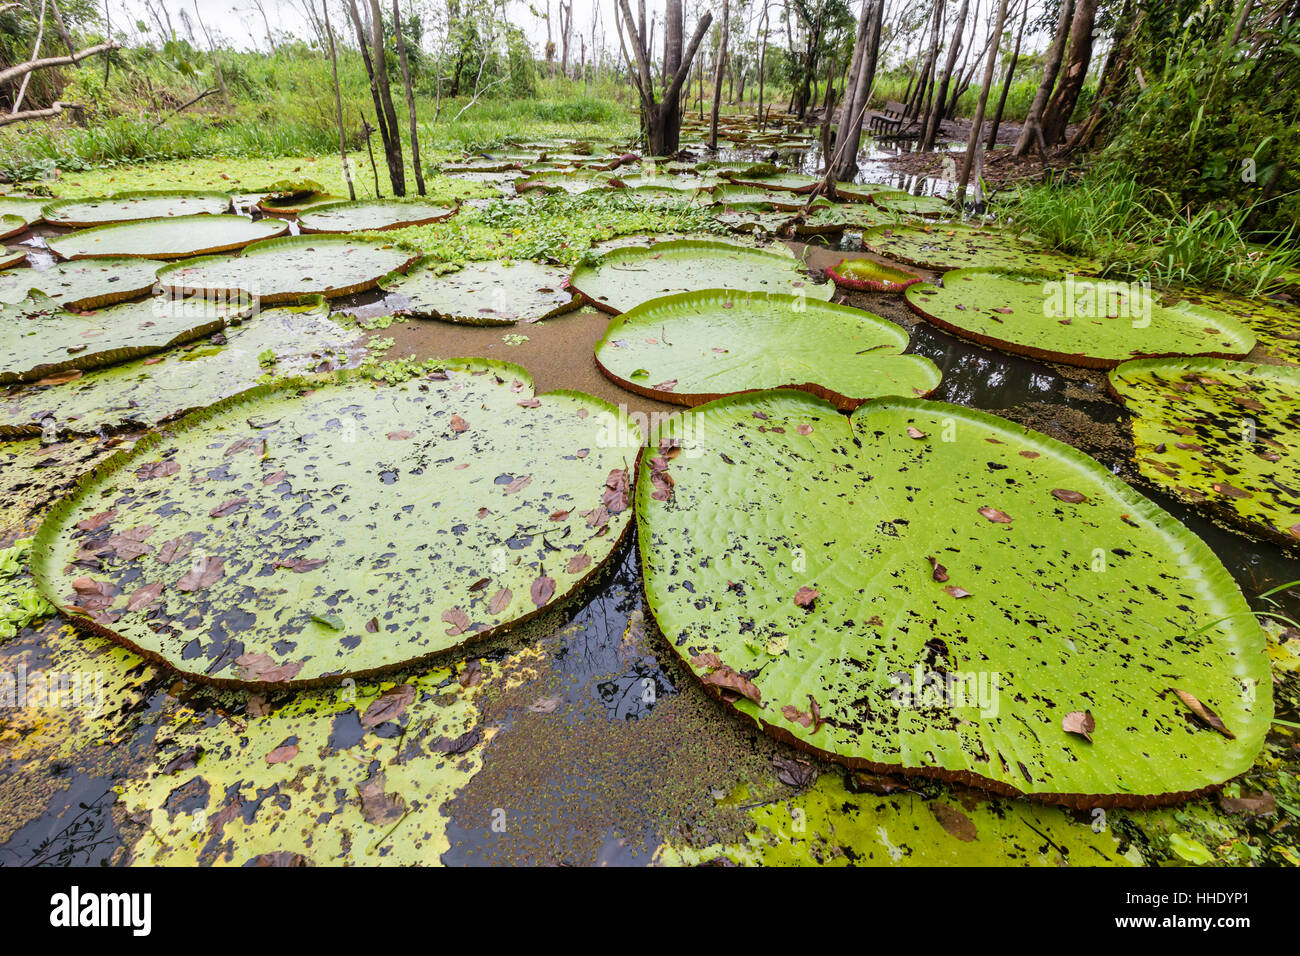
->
[868,101,907,134]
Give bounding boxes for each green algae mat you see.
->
[906,269,1256,368]
[0,257,160,310]
[31,362,642,688]
[1109,358,1300,545]
[570,239,833,314]
[0,291,252,385]
[156,235,419,303]
[0,298,359,439]
[595,290,940,409]
[41,190,232,227]
[48,214,290,260]
[636,390,1271,805]
[863,223,1099,274]
[380,259,580,325]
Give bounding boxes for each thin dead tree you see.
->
[708,0,730,149]
[347,0,404,195]
[920,0,969,150]
[833,0,883,182]
[322,0,356,200]
[191,0,229,108]
[957,0,1009,204]
[392,0,424,195]
[1012,0,1073,157]
[251,0,278,51]
[617,0,713,155]
[986,0,1026,148]
[11,0,48,116]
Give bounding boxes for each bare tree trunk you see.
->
[1040,0,1097,146]
[618,0,711,155]
[708,0,730,149]
[908,0,945,122]
[757,0,769,129]
[321,0,356,200]
[47,0,76,57]
[192,0,229,108]
[1012,0,1073,157]
[392,0,424,195]
[832,0,883,182]
[252,0,278,51]
[986,0,1026,148]
[920,0,969,150]
[12,0,47,116]
[347,0,394,156]
[1065,2,1139,153]
[957,0,1010,204]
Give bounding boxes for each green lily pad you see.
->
[1169,288,1300,366]
[788,203,882,236]
[155,235,419,303]
[297,199,457,233]
[570,239,833,315]
[636,390,1271,805]
[657,770,1139,866]
[595,289,939,409]
[256,191,336,215]
[1108,357,1300,545]
[41,190,231,228]
[833,182,895,203]
[0,257,161,310]
[119,663,493,865]
[906,269,1256,368]
[0,215,26,241]
[0,248,27,270]
[0,196,48,226]
[724,172,820,193]
[711,209,795,235]
[0,298,360,438]
[32,362,642,687]
[380,259,580,325]
[863,223,1098,273]
[48,214,289,261]
[1,290,252,385]
[870,190,956,219]
[828,257,922,293]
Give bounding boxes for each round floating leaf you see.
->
[0,196,48,225]
[0,247,27,269]
[41,190,231,228]
[869,190,956,218]
[0,298,360,438]
[828,257,922,293]
[1169,288,1300,366]
[155,234,419,303]
[297,199,457,233]
[0,291,251,385]
[0,257,160,310]
[595,289,939,409]
[832,182,895,203]
[1109,357,1300,544]
[48,214,289,261]
[788,203,882,236]
[724,172,820,193]
[906,269,1256,368]
[863,223,1098,273]
[0,214,26,241]
[636,390,1271,805]
[256,191,336,215]
[32,363,642,687]
[380,259,580,325]
[570,239,833,314]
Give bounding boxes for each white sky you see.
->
[107,0,1055,66]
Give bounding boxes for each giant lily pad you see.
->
[724,172,820,193]
[380,259,580,325]
[1169,288,1300,366]
[828,257,921,293]
[870,190,956,219]
[595,290,939,409]
[32,363,642,687]
[155,235,418,303]
[0,248,27,270]
[1108,358,1300,544]
[48,214,289,261]
[0,215,26,241]
[906,269,1256,368]
[570,240,833,314]
[636,390,1271,805]
[1,291,251,385]
[297,199,456,233]
[41,190,231,228]
[0,257,160,310]
[863,223,1098,273]
[0,196,47,226]
[0,298,359,438]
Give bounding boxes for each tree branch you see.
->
[0,40,118,87]
[661,11,713,109]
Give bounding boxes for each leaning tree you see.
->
[617,0,713,155]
